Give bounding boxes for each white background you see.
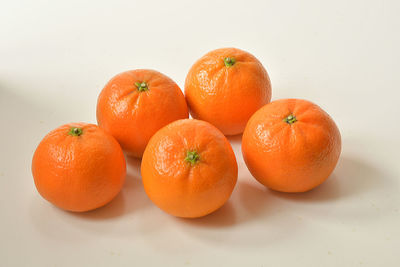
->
[1,0,400,266]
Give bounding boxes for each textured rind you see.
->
[97,69,189,157]
[242,99,341,192]
[185,47,271,135]
[31,123,126,212]
[141,119,238,218]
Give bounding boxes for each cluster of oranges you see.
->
[32,47,341,218]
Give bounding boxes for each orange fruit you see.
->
[185,47,271,135]
[32,123,126,212]
[141,119,238,218]
[97,69,189,157]
[242,99,341,192]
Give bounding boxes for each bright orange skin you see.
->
[242,99,341,193]
[32,123,126,212]
[185,48,271,136]
[141,119,238,218]
[97,69,189,157]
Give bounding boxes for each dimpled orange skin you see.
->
[32,123,126,212]
[97,69,189,157]
[141,119,238,218]
[242,99,341,193]
[185,47,271,136]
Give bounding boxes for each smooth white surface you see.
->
[1,0,400,266]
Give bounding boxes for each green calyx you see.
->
[135,81,149,92]
[284,114,297,124]
[224,57,236,67]
[68,127,83,136]
[185,151,200,165]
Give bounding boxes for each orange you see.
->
[185,47,271,135]
[141,119,238,218]
[31,123,126,212]
[242,99,341,192]
[97,69,189,157]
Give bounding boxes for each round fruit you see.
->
[242,99,341,193]
[185,47,271,135]
[97,69,189,157]
[32,123,126,212]
[141,119,238,218]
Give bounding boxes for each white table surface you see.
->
[1,0,399,266]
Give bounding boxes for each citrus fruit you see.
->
[141,119,238,218]
[97,69,189,157]
[185,47,271,135]
[242,99,341,192]
[32,123,126,212]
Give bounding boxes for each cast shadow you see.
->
[227,133,243,144]
[269,155,383,202]
[176,155,384,228]
[176,180,272,228]
[176,201,237,228]
[125,155,142,175]
[236,181,272,221]
[176,180,295,247]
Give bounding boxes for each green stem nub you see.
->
[68,127,83,136]
[185,151,200,165]
[224,57,236,67]
[135,81,149,92]
[284,114,297,124]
